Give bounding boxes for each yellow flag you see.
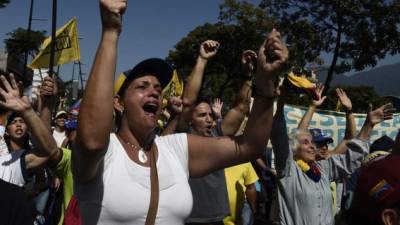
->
[29,17,80,69]
[335,99,342,112]
[161,70,184,108]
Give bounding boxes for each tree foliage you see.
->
[324,86,389,113]
[0,0,10,8]
[283,85,388,113]
[4,27,46,62]
[261,0,400,93]
[167,0,273,106]
[168,0,399,109]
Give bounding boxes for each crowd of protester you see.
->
[0,1,400,225]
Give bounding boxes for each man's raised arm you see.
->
[177,40,219,131]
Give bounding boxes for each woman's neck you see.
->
[117,126,154,149]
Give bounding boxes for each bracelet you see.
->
[252,85,277,100]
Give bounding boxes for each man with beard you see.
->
[177,43,256,225]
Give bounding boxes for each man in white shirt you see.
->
[53,111,68,147]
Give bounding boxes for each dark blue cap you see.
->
[309,128,333,144]
[116,58,173,95]
[370,135,394,153]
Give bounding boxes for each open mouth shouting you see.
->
[15,128,24,135]
[142,101,159,118]
[204,124,213,136]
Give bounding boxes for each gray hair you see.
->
[289,128,312,154]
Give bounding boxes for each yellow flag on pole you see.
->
[161,70,184,108]
[29,17,80,69]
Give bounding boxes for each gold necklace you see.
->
[119,136,148,163]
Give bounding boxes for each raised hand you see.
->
[40,76,58,98]
[336,88,352,111]
[168,96,183,115]
[367,103,395,126]
[100,0,127,33]
[241,50,257,77]
[199,40,220,60]
[311,84,326,106]
[211,98,224,119]
[0,74,31,112]
[255,29,289,97]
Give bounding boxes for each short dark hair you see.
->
[194,97,219,120]
[6,112,23,126]
[195,97,211,106]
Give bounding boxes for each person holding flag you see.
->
[29,17,80,69]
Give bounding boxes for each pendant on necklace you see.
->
[138,149,148,163]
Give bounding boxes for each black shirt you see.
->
[0,178,34,225]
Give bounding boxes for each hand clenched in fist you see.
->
[100,0,127,34]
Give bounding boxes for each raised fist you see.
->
[241,50,257,77]
[255,29,289,97]
[168,96,183,115]
[199,40,220,60]
[40,76,58,98]
[100,0,127,33]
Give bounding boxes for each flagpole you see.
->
[48,0,57,77]
[23,0,34,79]
[71,61,76,82]
[78,61,84,92]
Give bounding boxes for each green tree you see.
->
[261,0,400,94]
[4,27,46,62]
[168,0,274,106]
[0,0,10,8]
[324,86,389,113]
[282,85,388,113]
